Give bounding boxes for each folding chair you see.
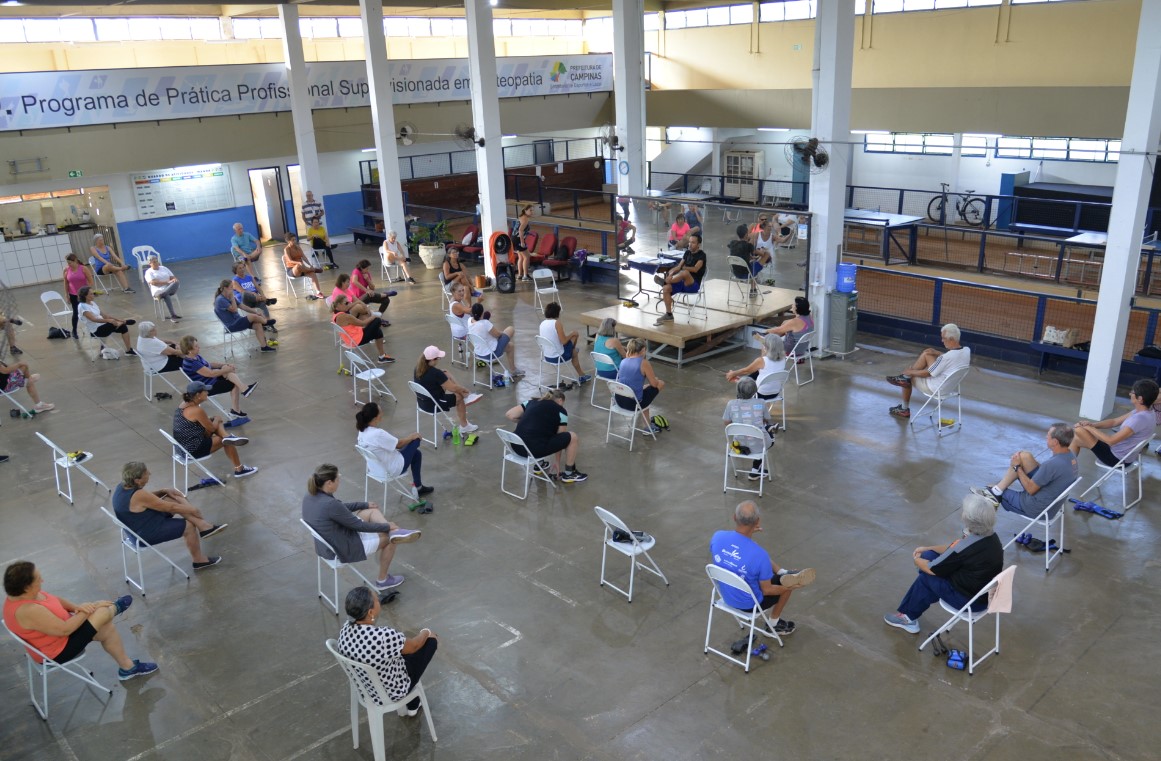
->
[909,365,969,437]
[669,282,707,321]
[89,263,114,295]
[3,620,113,721]
[284,265,321,300]
[408,381,457,448]
[495,428,557,500]
[158,428,223,492]
[345,350,396,406]
[130,245,161,284]
[532,268,559,310]
[468,332,513,390]
[919,565,1016,675]
[325,638,438,760]
[1002,477,1081,572]
[151,291,182,322]
[301,519,376,615]
[606,380,657,451]
[444,314,469,368]
[757,369,790,430]
[99,505,190,596]
[594,506,669,603]
[1077,435,1153,512]
[1,382,34,419]
[220,322,253,360]
[355,444,419,506]
[35,432,111,505]
[727,256,762,308]
[40,290,72,334]
[147,365,233,419]
[589,352,618,411]
[436,273,456,309]
[703,563,783,672]
[535,335,578,391]
[787,331,815,386]
[724,423,773,497]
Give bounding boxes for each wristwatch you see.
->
[1012,464,1021,472]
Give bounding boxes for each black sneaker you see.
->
[193,556,223,571]
[242,382,259,398]
[199,523,228,539]
[560,469,588,483]
[0,455,9,464]
[773,620,796,636]
[125,348,138,356]
[417,485,435,496]
[654,313,674,325]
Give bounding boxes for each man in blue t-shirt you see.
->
[971,422,1078,517]
[230,222,262,282]
[709,501,816,636]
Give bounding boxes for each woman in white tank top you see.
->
[726,334,788,399]
[447,283,473,339]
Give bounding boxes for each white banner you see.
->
[0,54,612,132]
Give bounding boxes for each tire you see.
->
[926,196,946,224]
[960,198,986,227]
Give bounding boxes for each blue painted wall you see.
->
[117,206,256,263]
[324,191,363,234]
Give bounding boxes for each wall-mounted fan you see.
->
[599,123,624,153]
[453,123,485,149]
[396,122,417,146]
[785,136,830,174]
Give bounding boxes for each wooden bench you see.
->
[350,226,386,246]
[1031,341,1090,374]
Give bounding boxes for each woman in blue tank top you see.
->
[614,339,666,431]
[593,318,625,380]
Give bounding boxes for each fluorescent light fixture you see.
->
[758,128,790,132]
[490,0,498,5]
[851,130,889,135]
[503,134,517,138]
[2,1,24,6]
[362,147,377,152]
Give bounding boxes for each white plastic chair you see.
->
[151,291,182,322]
[99,505,191,596]
[918,565,1017,675]
[130,245,160,284]
[590,352,618,411]
[606,380,657,451]
[444,314,469,368]
[909,365,970,437]
[1002,476,1082,572]
[787,331,815,386]
[594,506,669,603]
[757,369,790,430]
[468,332,513,390]
[159,428,223,492]
[355,444,419,506]
[495,428,557,500]
[408,381,456,448]
[3,620,112,721]
[40,291,72,334]
[532,268,559,310]
[325,638,438,760]
[723,423,772,497]
[345,350,396,406]
[535,335,578,391]
[300,519,377,615]
[726,255,762,308]
[1077,435,1153,512]
[703,563,783,673]
[34,432,111,505]
[379,245,402,283]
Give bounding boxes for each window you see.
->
[60,19,97,42]
[665,11,687,29]
[128,18,163,41]
[934,0,968,7]
[386,18,411,36]
[233,18,262,39]
[996,136,1032,158]
[961,134,990,157]
[784,1,815,19]
[863,132,955,155]
[302,17,338,38]
[158,18,193,40]
[407,18,431,36]
[337,18,364,37]
[22,19,62,43]
[707,7,731,25]
[190,18,223,40]
[1031,137,1068,160]
[730,4,754,23]
[760,3,785,21]
[903,0,935,9]
[493,19,511,36]
[259,18,284,38]
[0,20,24,43]
[1107,140,1121,161]
[685,9,709,27]
[873,0,904,12]
[644,13,660,31]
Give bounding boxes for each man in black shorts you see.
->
[656,233,707,324]
[505,389,587,483]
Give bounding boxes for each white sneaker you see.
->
[464,393,483,406]
[460,423,479,433]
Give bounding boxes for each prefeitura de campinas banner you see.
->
[0,54,612,132]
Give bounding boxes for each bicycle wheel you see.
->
[926,196,946,224]
[960,198,986,227]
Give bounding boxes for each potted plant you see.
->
[416,219,453,270]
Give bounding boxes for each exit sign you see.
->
[68,170,83,178]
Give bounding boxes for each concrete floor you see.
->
[1,234,1157,761]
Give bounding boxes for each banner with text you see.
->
[0,54,612,132]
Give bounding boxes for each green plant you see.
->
[407,219,453,254]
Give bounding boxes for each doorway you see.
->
[287,164,305,235]
[247,167,286,244]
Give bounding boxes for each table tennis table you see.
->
[844,208,924,264]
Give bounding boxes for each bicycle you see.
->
[927,182,986,227]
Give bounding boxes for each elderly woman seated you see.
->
[725,334,789,402]
[113,461,226,570]
[173,381,257,479]
[136,322,185,375]
[3,560,157,681]
[883,493,1003,634]
[722,377,776,481]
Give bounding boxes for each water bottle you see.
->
[452,425,461,446]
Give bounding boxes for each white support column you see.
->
[359,0,406,240]
[807,0,856,354]
[613,0,646,198]
[1080,1,1161,419]
[465,0,506,280]
[278,5,323,226]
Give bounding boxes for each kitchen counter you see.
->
[0,234,77,288]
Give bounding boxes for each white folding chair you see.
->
[606,380,657,451]
[220,322,253,359]
[724,423,773,497]
[130,245,161,284]
[3,620,113,721]
[669,282,707,321]
[355,444,419,506]
[380,246,402,283]
[594,506,669,603]
[1077,435,1153,512]
[757,369,790,430]
[408,381,456,448]
[468,332,513,390]
[589,352,618,411]
[158,428,223,492]
[787,331,815,386]
[34,432,111,505]
[919,565,1016,675]
[325,638,438,760]
[535,335,578,391]
[444,315,469,369]
[99,505,190,596]
[437,273,455,308]
[1002,476,1082,572]
[345,350,396,406]
[40,291,72,334]
[703,564,783,673]
[1,383,34,419]
[300,519,376,615]
[495,428,557,500]
[148,365,233,418]
[532,268,559,310]
[909,365,970,437]
[89,263,114,295]
[727,255,762,308]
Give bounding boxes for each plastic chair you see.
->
[130,245,161,284]
[727,255,762,308]
[909,365,970,437]
[532,268,559,310]
[606,380,657,451]
[3,620,113,721]
[757,369,790,430]
[667,282,707,321]
[345,350,396,406]
[145,364,233,419]
[408,381,457,449]
[300,519,377,615]
[918,565,1016,675]
[723,423,773,497]
[355,444,419,506]
[787,331,815,386]
[495,428,557,500]
[589,352,618,411]
[444,314,469,369]
[703,563,783,673]
[151,291,182,322]
[99,505,191,596]
[1077,435,1153,512]
[284,266,320,300]
[379,245,401,283]
[594,506,669,603]
[324,638,438,761]
[535,335,577,391]
[1,381,34,419]
[35,432,111,505]
[1001,476,1081,572]
[468,332,513,390]
[40,291,72,334]
[436,273,456,309]
[158,428,223,492]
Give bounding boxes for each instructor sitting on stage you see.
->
[655,233,707,325]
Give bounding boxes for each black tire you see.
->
[960,198,986,226]
[926,195,946,224]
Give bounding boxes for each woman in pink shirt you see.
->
[668,213,691,249]
[61,253,93,338]
[347,259,395,312]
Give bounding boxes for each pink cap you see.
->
[423,346,446,361]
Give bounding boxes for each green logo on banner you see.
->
[549,62,567,82]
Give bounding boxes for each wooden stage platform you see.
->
[578,279,801,366]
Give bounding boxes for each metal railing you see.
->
[360,138,604,185]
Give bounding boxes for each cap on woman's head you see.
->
[185,381,209,395]
[423,346,446,361]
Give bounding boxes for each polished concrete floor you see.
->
[1,236,1157,761]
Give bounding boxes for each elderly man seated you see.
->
[886,323,971,419]
[710,501,816,636]
[722,377,775,481]
[970,422,1079,518]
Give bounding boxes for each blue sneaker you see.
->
[113,595,133,616]
[883,612,920,634]
[385,290,398,297]
[118,659,159,681]
[577,374,592,385]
